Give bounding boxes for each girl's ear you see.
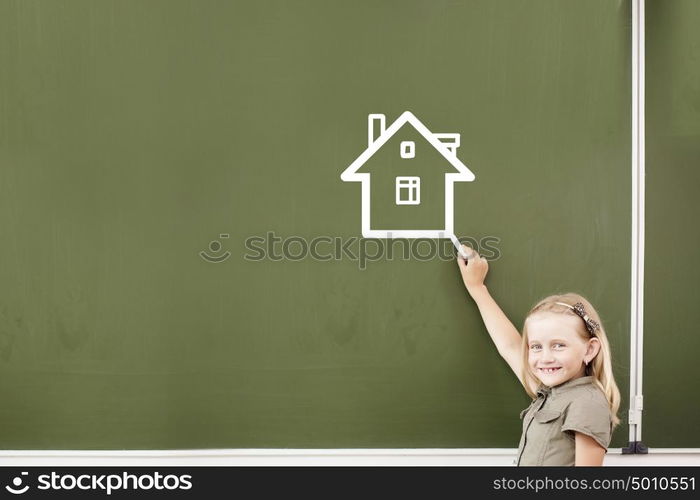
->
[585,338,601,364]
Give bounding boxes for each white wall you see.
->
[1,449,698,466]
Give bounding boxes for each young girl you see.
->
[456,245,620,466]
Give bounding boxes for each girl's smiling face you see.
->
[525,312,600,387]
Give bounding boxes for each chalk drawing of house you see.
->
[340,111,475,238]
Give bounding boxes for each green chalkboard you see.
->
[0,0,632,449]
[644,0,700,448]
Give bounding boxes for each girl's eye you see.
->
[530,345,542,351]
[553,343,566,349]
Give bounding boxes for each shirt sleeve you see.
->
[561,393,613,450]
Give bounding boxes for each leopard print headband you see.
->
[554,302,600,335]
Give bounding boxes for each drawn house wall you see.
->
[341,112,475,239]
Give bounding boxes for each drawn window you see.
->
[396,176,420,205]
[400,141,415,159]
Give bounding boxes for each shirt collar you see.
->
[536,375,595,398]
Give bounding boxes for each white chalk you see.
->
[449,234,471,260]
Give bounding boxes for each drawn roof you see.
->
[340,111,476,182]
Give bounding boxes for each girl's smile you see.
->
[525,312,598,387]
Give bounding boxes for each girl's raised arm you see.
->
[457,245,533,392]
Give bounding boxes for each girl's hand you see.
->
[456,244,489,292]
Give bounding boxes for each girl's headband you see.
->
[554,302,600,335]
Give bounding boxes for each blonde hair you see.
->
[521,293,621,427]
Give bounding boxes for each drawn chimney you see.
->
[368,114,386,146]
[434,133,460,155]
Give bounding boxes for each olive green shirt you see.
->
[516,376,613,466]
